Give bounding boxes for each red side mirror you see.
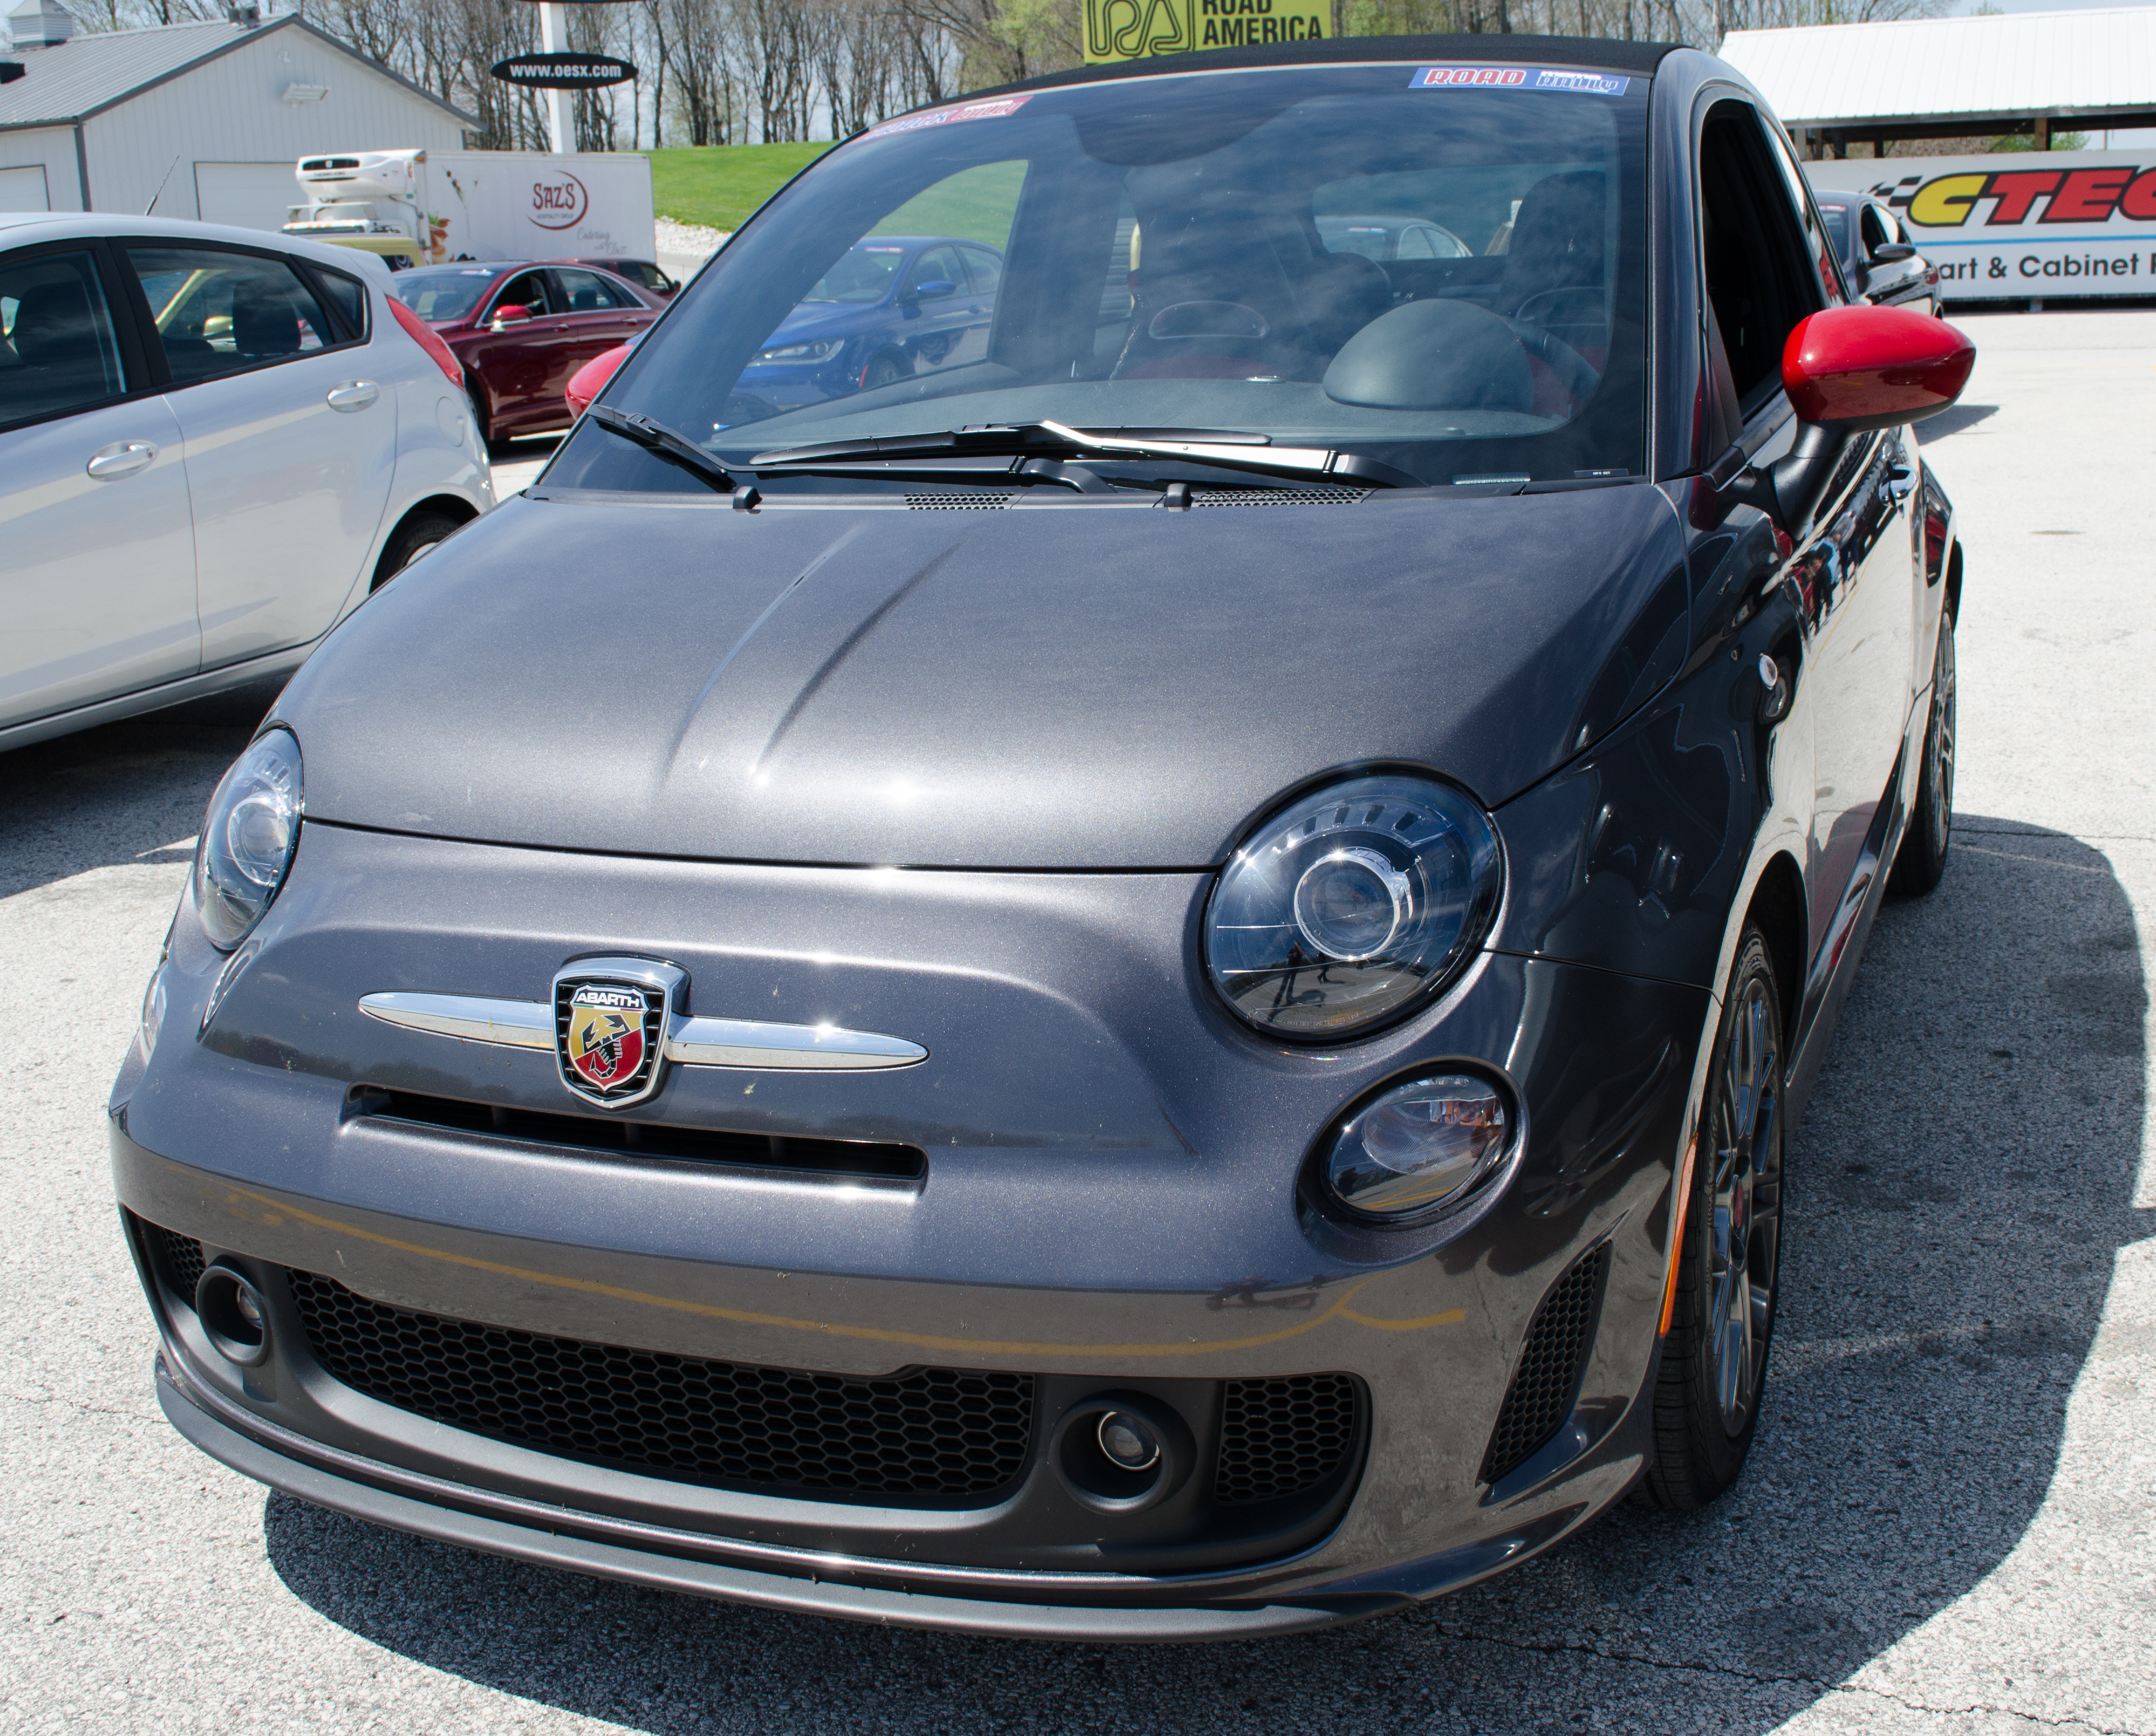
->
[1782,305,1974,433]
[491,303,532,327]
[566,343,630,417]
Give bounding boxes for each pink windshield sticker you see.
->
[865,94,1034,139]
[1412,66,1628,95]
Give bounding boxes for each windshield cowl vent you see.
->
[1191,487,1368,506]
[906,493,1011,510]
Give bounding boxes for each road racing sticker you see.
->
[1411,66,1629,95]
[865,94,1034,139]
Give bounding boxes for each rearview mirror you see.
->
[1868,242,1918,265]
[1733,305,1973,534]
[906,279,958,303]
[490,303,532,330]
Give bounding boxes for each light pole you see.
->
[538,0,570,153]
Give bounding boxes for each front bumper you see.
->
[114,820,1711,1637]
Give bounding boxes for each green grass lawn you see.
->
[645,147,1027,245]
[644,143,835,233]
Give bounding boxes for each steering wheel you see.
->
[1504,316,1602,403]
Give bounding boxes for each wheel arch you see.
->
[370,495,481,590]
[1744,849,1806,1048]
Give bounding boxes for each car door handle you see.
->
[326,380,380,412]
[85,440,157,480]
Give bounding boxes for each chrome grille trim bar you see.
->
[357,992,927,1070]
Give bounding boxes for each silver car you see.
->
[0,215,494,750]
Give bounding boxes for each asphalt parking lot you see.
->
[2,309,2151,1734]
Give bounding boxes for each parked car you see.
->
[730,234,1004,415]
[387,260,663,451]
[1816,194,1940,314]
[565,333,637,419]
[0,215,491,753]
[119,36,1971,1641]
[1316,214,1471,260]
[550,257,678,299]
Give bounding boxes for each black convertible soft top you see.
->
[968,31,1679,104]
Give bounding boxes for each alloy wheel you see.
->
[1708,973,1782,1435]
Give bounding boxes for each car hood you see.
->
[282,487,1687,869]
[760,303,869,346]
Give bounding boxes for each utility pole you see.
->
[538,0,570,153]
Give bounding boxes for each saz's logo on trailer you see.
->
[529,169,589,231]
[556,979,661,1105]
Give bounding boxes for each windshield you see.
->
[1816,203,1856,273]
[548,60,1650,493]
[388,266,507,323]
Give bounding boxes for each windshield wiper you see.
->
[590,404,736,493]
[750,420,1419,489]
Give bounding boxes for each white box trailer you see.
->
[283,148,656,266]
[1808,149,2156,302]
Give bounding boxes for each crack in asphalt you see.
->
[1424,1622,2154,1734]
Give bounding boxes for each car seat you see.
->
[1492,169,1610,414]
[233,282,304,360]
[1112,214,1392,381]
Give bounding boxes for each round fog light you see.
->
[1325,1072,1511,1222]
[1096,1410,1161,1472]
[195,1266,272,1367]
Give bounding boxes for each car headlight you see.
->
[754,339,842,363]
[1322,1072,1512,1221]
[1205,774,1501,1038]
[195,729,302,951]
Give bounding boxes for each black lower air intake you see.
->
[1482,1242,1611,1484]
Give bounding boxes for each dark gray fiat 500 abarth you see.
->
[112,35,1973,1639]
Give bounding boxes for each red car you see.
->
[549,257,678,298]
[387,261,663,451]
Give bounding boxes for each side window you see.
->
[490,271,553,319]
[961,245,1004,295]
[553,268,628,312]
[311,266,368,339]
[1763,123,1847,305]
[1396,224,1439,261]
[907,245,965,299]
[1697,101,1824,418]
[127,247,330,384]
[0,247,128,429]
[1859,203,1893,258]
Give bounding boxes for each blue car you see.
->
[736,235,1003,412]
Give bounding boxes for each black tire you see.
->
[1642,925,1785,1510]
[1890,612,1956,896]
[860,348,910,391]
[372,511,462,592]
[467,378,509,458]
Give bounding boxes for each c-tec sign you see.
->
[1810,151,2156,300]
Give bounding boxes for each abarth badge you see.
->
[551,958,684,1109]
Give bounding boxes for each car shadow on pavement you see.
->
[0,680,282,900]
[262,815,2148,1732]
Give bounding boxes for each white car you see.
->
[0,215,494,750]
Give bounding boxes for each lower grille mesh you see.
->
[1483,1243,1611,1483]
[1215,1373,1359,1504]
[285,1268,1036,1499]
[150,1225,206,1304]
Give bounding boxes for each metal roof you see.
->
[1720,8,2156,128]
[0,15,473,132]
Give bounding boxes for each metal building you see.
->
[1720,7,2156,158]
[0,4,474,223]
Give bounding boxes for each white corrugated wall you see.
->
[80,28,464,222]
[0,127,84,211]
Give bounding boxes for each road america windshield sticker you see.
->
[865,94,1034,139]
[1411,66,1629,95]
